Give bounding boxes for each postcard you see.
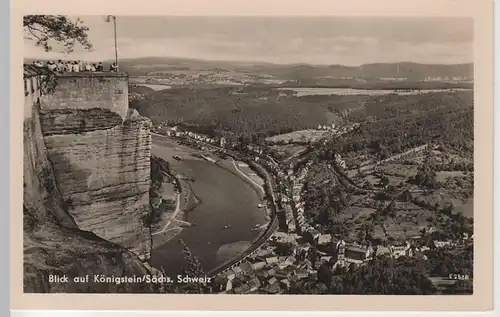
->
[10,0,494,312]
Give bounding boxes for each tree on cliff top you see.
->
[23,15,92,53]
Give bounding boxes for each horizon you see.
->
[24,16,473,66]
[24,55,474,68]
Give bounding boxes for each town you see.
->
[150,120,473,295]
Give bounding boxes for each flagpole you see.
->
[113,16,118,70]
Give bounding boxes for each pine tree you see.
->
[179,239,207,293]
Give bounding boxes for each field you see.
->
[266,129,330,144]
[268,144,308,160]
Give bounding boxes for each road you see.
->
[231,159,265,194]
[348,144,430,175]
[151,188,181,236]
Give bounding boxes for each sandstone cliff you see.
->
[31,72,154,260]
[23,102,155,293]
[39,107,153,259]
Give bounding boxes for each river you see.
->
[135,83,173,91]
[276,87,471,97]
[149,141,266,278]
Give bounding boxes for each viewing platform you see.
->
[24,68,130,121]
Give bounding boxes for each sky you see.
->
[24,16,474,65]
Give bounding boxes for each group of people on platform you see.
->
[31,60,119,73]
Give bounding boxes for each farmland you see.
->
[302,90,474,244]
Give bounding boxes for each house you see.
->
[390,243,413,258]
[334,239,346,255]
[410,235,423,244]
[233,283,251,294]
[151,197,162,209]
[231,266,244,276]
[304,228,321,244]
[297,243,312,255]
[416,246,430,252]
[225,279,234,292]
[375,245,391,257]
[269,269,289,280]
[290,275,300,283]
[246,277,261,293]
[285,256,296,265]
[255,270,269,279]
[317,234,332,246]
[255,248,272,258]
[268,277,278,285]
[295,270,309,279]
[261,282,281,294]
[280,278,291,289]
[365,245,375,260]
[298,259,313,270]
[265,256,279,265]
[344,245,370,264]
[251,261,266,271]
[433,240,453,249]
[239,261,253,274]
[224,272,236,281]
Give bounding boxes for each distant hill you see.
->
[24,56,473,82]
[111,57,473,81]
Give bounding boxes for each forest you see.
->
[288,256,438,295]
[319,91,474,163]
[287,245,473,295]
[130,86,342,139]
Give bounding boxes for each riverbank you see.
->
[150,177,202,247]
[215,159,271,223]
[149,136,268,276]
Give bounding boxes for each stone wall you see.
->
[23,76,42,120]
[40,72,129,121]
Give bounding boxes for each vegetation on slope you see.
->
[316,91,474,163]
[302,91,474,243]
[131,86,342,139]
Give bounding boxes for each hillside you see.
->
[131,86,343,139]
[302,90,474,245]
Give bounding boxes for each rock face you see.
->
[40,109,152,258]
[23,101,155,293]
[36,73,153,260]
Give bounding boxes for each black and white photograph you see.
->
[22,14,475,296]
